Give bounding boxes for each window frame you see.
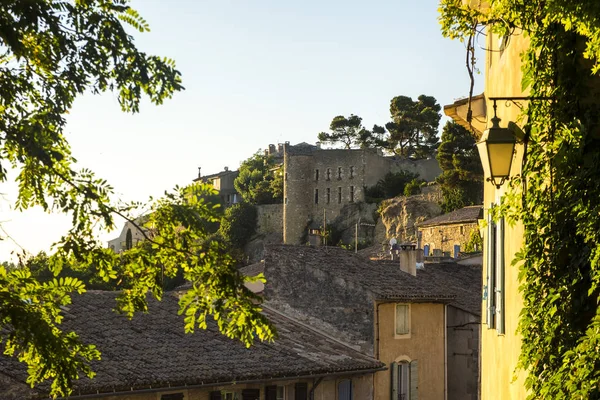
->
[485,202,505,334]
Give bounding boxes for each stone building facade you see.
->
[283,143,441,245]
[417,205,483,258]
[194,167,240,207]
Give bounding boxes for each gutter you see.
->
[57,367,388,400]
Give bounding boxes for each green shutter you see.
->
[496,217,505,334]
[410,360,418,400]
[391,362,398,399]
[485,209,495,328]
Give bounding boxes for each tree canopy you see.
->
[436,121,483,212]
[317,96,441,158]
[317,114,370,149]
[0,1,273,397]
[234,152,283,205]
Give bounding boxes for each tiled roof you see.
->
[417,205,483,227]
[239,260,265,277]
[193,169,238,182]
[264,245,481,316]
[0,291,383,399]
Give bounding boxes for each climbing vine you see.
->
[440,1,600,398]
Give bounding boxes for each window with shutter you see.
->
[485,203,505,334]
[295,382,308,400]
[241,389,260,400]
[209,392,222,400]
[391,360,417,400]
[395,304,410,337]
[161,394,184,400]
[337,379,352,400]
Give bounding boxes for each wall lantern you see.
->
[477,115,517,189]
[476,97,532,189]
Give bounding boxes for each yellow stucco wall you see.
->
[374,302,445,400]
[480,28,530,400]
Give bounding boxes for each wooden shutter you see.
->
[209,392,222,400]
[496,217,505,334]
[391,362,398,400]
[295,382,308,400]
[241,389,260,400]
[486,208,496,328]
[338,379,352,400]
[265,385,277,400]
[410,360,419,400]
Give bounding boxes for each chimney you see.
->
[224,166,229,171]
[197,167,201,179]
[316,142,322,149]
[269,144,276,154]
[278,143,284,154]
[399,243,417,276]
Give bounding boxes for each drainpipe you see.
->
[309,377,323,400]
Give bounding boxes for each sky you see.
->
[0,0,483,261]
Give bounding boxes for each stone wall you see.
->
[446,305,480,400]
[255,204,283,237]
[263,248,375,354]
[419,222,479,256]
[390,157,442,182]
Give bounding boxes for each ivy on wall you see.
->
[440,1,600,398]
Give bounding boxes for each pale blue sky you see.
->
[0,0,482,260]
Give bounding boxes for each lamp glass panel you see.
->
[487,142,515,178]
[477,141,492,179]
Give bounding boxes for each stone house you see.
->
[0,291,384,400]
[282,143,442,245]
[261,245,481,400]
[416,205,483,259]
[194,167,240,207]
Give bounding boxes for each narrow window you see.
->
[314,189,319,204]
[161,394,184,400]
[327,188,331,204]
[391,360,418,400]
[337,166,342,179]
[285,172,288,181]
[326,168,331,180]
[395,304,410,336]
[266,386,285,400]
[485,205,505,334]
[350,166,355,178]
[295,383,308,400]
[338,379,352,400]
[350,186,355,203]
[338,187,342,204]
[284,197,288,204]
[241,389,260,400]
[315,169,319,181]
[460,225,464,235]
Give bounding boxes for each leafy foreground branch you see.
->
[440,0,600,398]
[0,1,274,398]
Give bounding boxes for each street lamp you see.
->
[477,116,517,189]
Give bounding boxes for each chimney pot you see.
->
[224,166,228,171]
[197,167,201,178]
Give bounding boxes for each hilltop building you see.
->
[283,143,442,245]
[417,205,483,259]
[194,166,240,207]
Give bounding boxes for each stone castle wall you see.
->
[255,204,283,237]
[283,143,442,245]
